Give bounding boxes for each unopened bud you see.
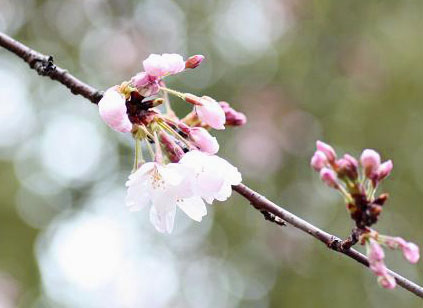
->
[185,55,205,69]
[377,160,393,181]
[402,242,420,264]
[188,127,219,154]
[360,149,381,179]
[159,132,184,162]
[373,193,389,206]
[316,141,337,163]
[377,275,396,289]
[336,156,358,180]
[219,101,247,126]
[310,151,327,171]
[344,154,358,169]
[319,167,339,188]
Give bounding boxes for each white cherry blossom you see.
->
[126,162,206,233]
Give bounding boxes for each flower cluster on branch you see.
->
[97,53,245,233]
[311,141,420,289]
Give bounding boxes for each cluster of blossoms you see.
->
[311,141,420,289]
[98,53,246,233]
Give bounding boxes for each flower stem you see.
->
[159,86,186,100]
[132,138,142,171]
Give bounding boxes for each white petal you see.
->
[214,183,233,202]
[98,87,132,133]
[149,201,177,234]
[126,182,151,211]
[158,163,185,186]
[177,197,207,222]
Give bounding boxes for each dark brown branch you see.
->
[0,32,103,104]
[1,31,422,299]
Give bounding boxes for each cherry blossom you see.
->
[126,162,207,233]
[179,150,242,204]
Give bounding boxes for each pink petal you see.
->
[177,196,207,222]
[98,87,132,133]
[196,96,226,130]
[189,127,219,154]
[162,53,185,75]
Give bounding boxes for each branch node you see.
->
[260,210,287,227]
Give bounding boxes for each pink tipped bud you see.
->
[344,154,358,169]
[368,239,385,262]
[377,160,393,181]
[316,141,337,163]
[159,132,185,162]
[383,236,406,250]
[402,242,420,264]
[219,101,247,126]
[310,151,327,171]
[336,155,359,180]
[319,167,338,188]
[185,55,205,69]
[186,95,226,130]
[189,127,219,154]
[378,275,396,289]
[360,149,381,179]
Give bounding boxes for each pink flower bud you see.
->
[186,95,226,130]
[384,236,406,250]
[336,156,358,180]
[98,87,132,133]
[310,151,327,171]
[368,239,385,262]
[377,160,393,181]
[319,167,338,188]
[343,154,358,169]
[360,149,381,179]
[189,127,219,154]
[219,102,247,126]
[367,239,389,276]
[159,132,184,162]
[370,260,388,276]
[316,141,337,162]
[185,55,205,69]
[402,242,420,264]
[377,275,396,289]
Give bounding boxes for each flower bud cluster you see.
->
[311,141,393,228]
[97,53,246,233]
[312,141,420,290]
[362,231,420,289]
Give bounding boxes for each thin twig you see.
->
[1,31,422,299]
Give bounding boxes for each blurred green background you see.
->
[0,0,422,307]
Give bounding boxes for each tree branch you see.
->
[0,32,102,104]
[1,31,422,299]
